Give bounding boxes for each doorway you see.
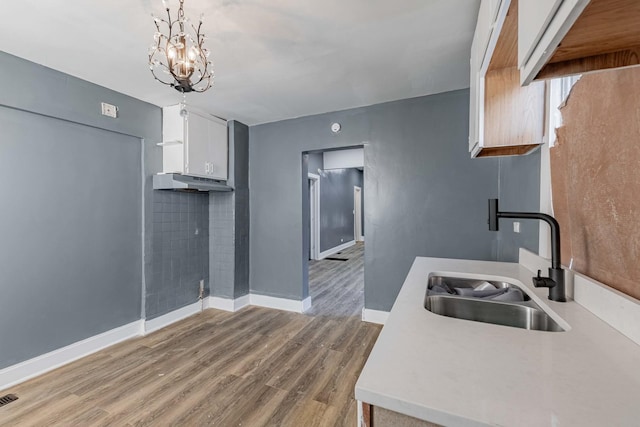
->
[303,147,365,317]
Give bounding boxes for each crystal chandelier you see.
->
[149,0,213,93]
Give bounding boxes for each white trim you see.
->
[207,294,250,312]
[362,308,389,325]
[144,301,202,335]
[0,320,142,392]
[519,248,640,346]
[250,294,312,313]
[308,173,321,260]
[319,240,355,260]
[301,296,312,312]
[357,400,364,426]
[354,186,363,242]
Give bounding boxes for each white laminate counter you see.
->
[355,257,640,426]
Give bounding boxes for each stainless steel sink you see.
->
[427,275,530,299]
[424,275,565,332]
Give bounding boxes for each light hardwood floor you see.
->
[1,243,378,426]
[307,242,364,317]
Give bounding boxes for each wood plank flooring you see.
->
[1,242,379,426]
[307,242,364,317]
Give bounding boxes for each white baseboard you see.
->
[519,248,640,346]
[207,294,250,312]
[0,320,142,392]
[301,296,312,312]
[250,294,312,313]
[319,240,356,260]
[362,308,389,325]
[144,301,202,335]
[0,292,315,391]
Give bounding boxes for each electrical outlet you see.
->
[513,222,521,233]
[101,102,118,118]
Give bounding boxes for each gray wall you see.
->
[148,191,209,318]
[308,152,324,174]
[319,168,364,252]
[210,121,250,299]
[0,51,161,369]
[495,150,541,262]
[250,90,504,308]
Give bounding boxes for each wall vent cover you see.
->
[0,394,18,407]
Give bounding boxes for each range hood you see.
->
[153,173,233,192]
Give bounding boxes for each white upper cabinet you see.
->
[469,0,498,153]
[161,104,228,181]
[469,0,545,157]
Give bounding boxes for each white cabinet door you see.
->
[469,40,480,153]
[161,104,228,180]
[207,118,228,180]
[518,0,563,68]
[518,0,590,85]
[469,0,492,153]
[184,111,210,178]
[475,0,495,71]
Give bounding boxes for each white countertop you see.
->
[355,257,640,426]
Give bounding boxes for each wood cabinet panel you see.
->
[549,0,640,63]
[483,67,544,150]
[371,406,442,427]
[520,0,640,82]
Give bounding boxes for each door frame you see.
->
[354,186,363,242]
[308,173,321,260]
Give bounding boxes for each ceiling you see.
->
[0,0,480,125]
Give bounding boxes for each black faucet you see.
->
[488,199,566,302]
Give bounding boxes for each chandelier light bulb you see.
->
[148,0,213,93]
[188,46,198,61]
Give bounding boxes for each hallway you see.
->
[307,242,364,317]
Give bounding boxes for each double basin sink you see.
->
[424,275,565,332]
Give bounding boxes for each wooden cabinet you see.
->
[161,104,228,181]
[469,0,545,157]
[359,402,441,427]
[519,0,640,84]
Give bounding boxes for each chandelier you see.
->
[149,0,213,93]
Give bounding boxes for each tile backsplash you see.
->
[148,191,209,319]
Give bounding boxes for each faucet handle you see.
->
[533,270,556,289]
